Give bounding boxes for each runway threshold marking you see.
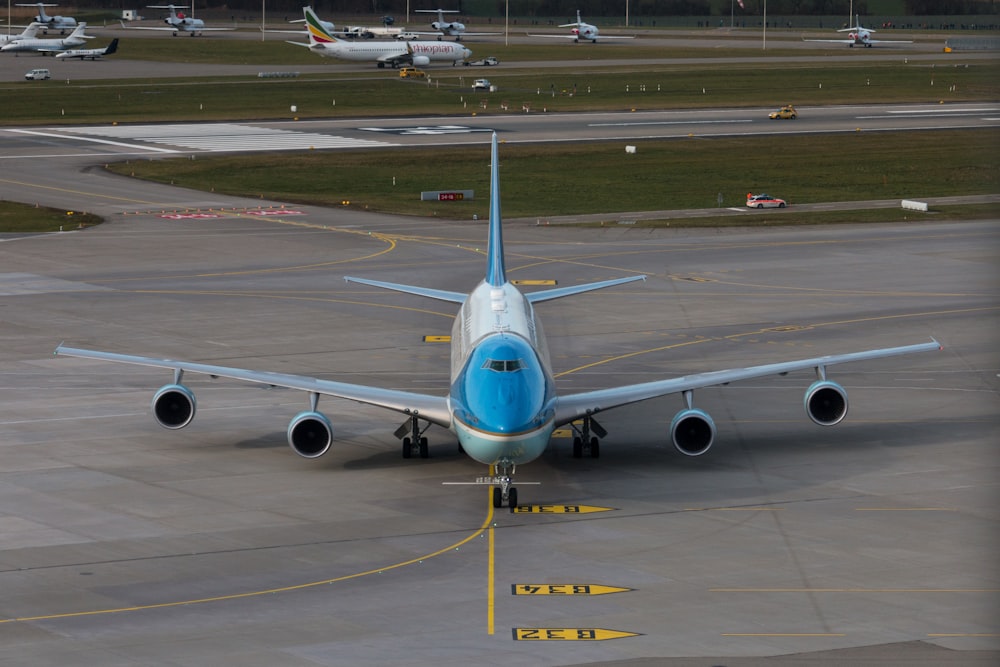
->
[512,584,632,596]
[512,628,641,641]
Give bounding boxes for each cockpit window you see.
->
[483,358,524,372]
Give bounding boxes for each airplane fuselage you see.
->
[311,39,469,64]
[448,281,556,466]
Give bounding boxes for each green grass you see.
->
[1,37,995,125]
[0,201,102,232]
[108,130,999,220]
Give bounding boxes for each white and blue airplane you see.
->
[55,37,118,60]
[55,133,941,510]
[15,3,76,33]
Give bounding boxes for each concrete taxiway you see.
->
[1,195,997,665]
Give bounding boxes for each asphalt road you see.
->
[0,27,998,667]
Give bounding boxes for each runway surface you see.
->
[1,25,998,664]
[1,200,997,665]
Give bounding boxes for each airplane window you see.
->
[483,358,525,372]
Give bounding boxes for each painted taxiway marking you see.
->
[423,335,451,343]
[512,584,632,596]
[511,279,556,286]
[53,124,399,153]
[5,129,179,153]
[589,119,753,127]
[513,628,640,641]
[513,504,615,514]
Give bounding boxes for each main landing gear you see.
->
[395,413,430,459]
[492,459,518,512]
[571,415,606,459]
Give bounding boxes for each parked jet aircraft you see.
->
[413,8,496,41]
[530,10,634,43]
[55,133,941,510]
[55,37,118,59]
[121,4,233,36]
[290,6,470,68]
[0,22,91,53]
[804,15,912,48]
[0,22,43,46]
[15,3,76,33]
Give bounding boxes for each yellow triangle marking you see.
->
[511,584,633,596]
[513,504,615,514]
[512,628,641,641]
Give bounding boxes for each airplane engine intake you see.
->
[804,380,848,426]
[411,55,430,67]
[287,411,333,459]
[670,408,716,456]
[152,384,196,429]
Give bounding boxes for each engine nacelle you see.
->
[152,384,196,429]
[804,380,848,426]
[287,410,333,459]
[411,55,430,67]
[670,408,716,456]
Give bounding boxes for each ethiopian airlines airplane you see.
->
[55,133,941,511]
[291,6,470,68]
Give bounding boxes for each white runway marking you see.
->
[55,123,400,153]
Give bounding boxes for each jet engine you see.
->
[152,384,196,429]
[287,411,333,459]
[670,408,716,456]
[411,55,430,67]
[804,380,848,426]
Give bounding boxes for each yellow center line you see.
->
[1,506,495,626]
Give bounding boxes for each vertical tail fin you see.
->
[485,132,506,287]
[303,6,338,45]
[105,38,119,55]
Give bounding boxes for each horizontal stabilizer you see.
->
[526,275,645,303]
[344,276,467,304]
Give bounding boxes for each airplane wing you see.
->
[803,38,857,44]
[119,22,233,32]
[553,339,941,426]
[54,345,453,428]
[528,33,634,40]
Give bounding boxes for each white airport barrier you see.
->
[625,145,636,154]
[901,199,929,212]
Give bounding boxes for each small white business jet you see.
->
[56,133,940,511]
[122,4,234,36]
[0,22,44,46]
[804,15,913,48]
[413,8,497,41]
[15,3,76,33]
[1,22,91,53]
[530,10,635,44]
[55,37,118,60]
[290,6,470,68]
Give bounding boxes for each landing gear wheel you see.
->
[402,437,412,459]
[419,437,429,459]
[493,487,502,508]
[590,437,601,458]
[572,437,583,459]
[508,487,518,512]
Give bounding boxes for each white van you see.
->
[25,68,50,81]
